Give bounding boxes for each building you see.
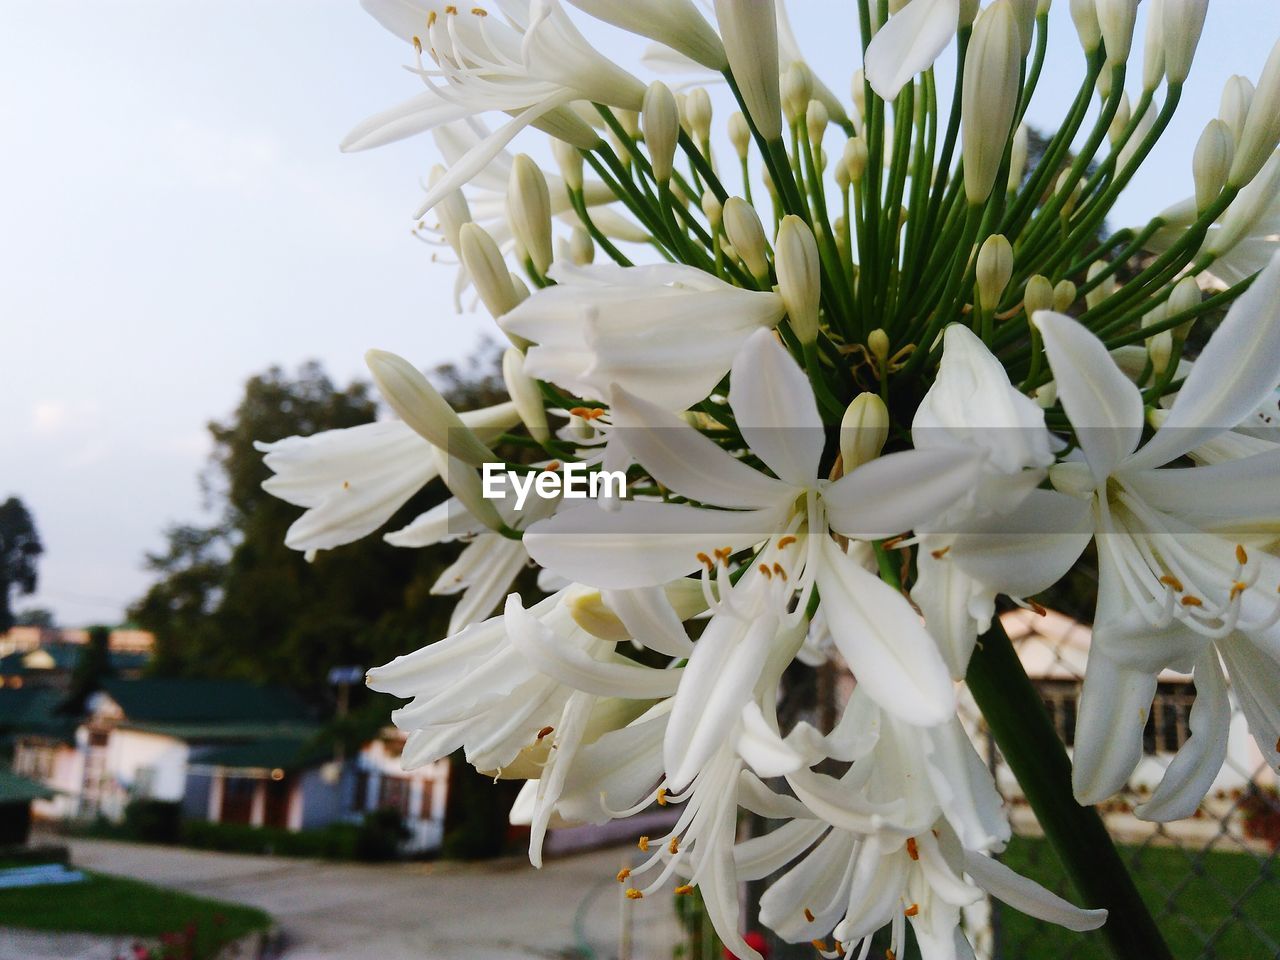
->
[0,644,150,692]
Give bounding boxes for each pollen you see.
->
[536,725,554,740]
[443,5,458,13]
[804,908,815,922]
[906,837,919,861]
[904,903,920,917]
[778,535,797,549]
[930,546,950,559]
[1159,575,1184,592]
[427,10,437,26]
[1181,595,1205,608]
[546,460,562,471]
[616,868,631,883]
[656,787,668,806]
[759,564,773,578]
[1237,544,1249,565]
[772,562,787,580]
[637,835,650,852]
[668,836,680,854]
[411,35,422,53]
[697,552,714,570]
[471,6,488,14]
[812,940,829,952]
[1231,581,1248,600]
[625,888,644,900]
[674,884,694,895]
[714,546,733,565]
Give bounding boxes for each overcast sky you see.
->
[2,0,1277,626]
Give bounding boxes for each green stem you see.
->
[966,618,1175,960]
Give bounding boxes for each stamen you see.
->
[443,5,457,14]
[536,725,554,740]
[772,562,788,580]
[427,10,438,26]
[470,6,488,14]
[1231,581,1248,600]
[637,835,650,852]
[930,546,950,559]
[656,788,668,806]
[904,904,919,917]
[1181,595,1204,608]
[714,546,733,565]
[1029,600,1047,616]
[1159,575,1184,592]
[696,552,714,570]
[759,563,773,578]
[778,535,798,549]
[616,868,631,883]
[804,908,816,922]
[546,460,561,471]
[674,885,693,896]
[625,888,644,900]
[412,35,423,54]
[668,836,680,854]
[812,941,829,952]
[1237,544,1249,566]
[906,837,919,861]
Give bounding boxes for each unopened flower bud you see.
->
[775,215,821,343]
[701,191,723,232]
[687,87,713,144]
[430,165,471,252]
[840,393,890,470]
[1085,261,1117,310]
[843,137,869,183]
[962,0,1023,205]
[1193,119,1234,211]
[1219,75,1255,145]
[1142,304,1173,375]
[1070,0,1101,53]
[1108,93,1132,147]
[1118,100,1156,171]
[806,99,829,144]
[1096,64,1114,100]
[1167,275,1201,338]
[1141,0,1166,92]
[1008,123,1029,192]
[1056,168,1084,215]
[715,0,782,140]
[507,154,553,275]
[976,234,1014,310]
[851,69,867,125]
[568,226,594,266]
[617,109,640,139]
[642,82,680,184]
[835,161,851,191]
[1010,0,1037,57]
[1211,151,1280,255]
[551,138,583,193]
[1053,279,1077,312]
[502,347,550,445]
[728,111,752,159]
[1162,0,1208,85]
[1230,38,1280,186]
[783,62,815,125]
[1096,0,1138,68]
[366,349,495,467]
[723,197,771,279]
[1036,0,1052,14]
[433,449,504,531]
[1024,274,1055,316]
[459,223,521,321]
[868,329,891,367]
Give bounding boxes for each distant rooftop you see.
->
[98,678,312,726]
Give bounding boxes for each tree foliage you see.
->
[0,497,43,633]
[130,355,506,707]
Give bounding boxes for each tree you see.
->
[15,608,55,628]
[66,624,114,713]
[0,497,43,633]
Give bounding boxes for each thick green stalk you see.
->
[966,619,1174,960]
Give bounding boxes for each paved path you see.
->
[0,839,682,960]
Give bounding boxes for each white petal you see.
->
[340,93,470,152]
[1122,448,1280,534]
[1034,311,1144,483]
[924,721,1011,851]
[737,701,806,778]
[1071,651,1158,805]
[815,537,956,725]
[734,818,827,881]
[1135,650,1230,821]
[823,447,986,539]
[524,499,785,589]
[729,328,824,486]
[865,0,961,101]
[610,385,797,508]
[385,498,482,547]
[964,852,1108,931]
[736,770,812,820]
[503,595,682,699]
[1125,250,1280,471]
[601,585,696,658]
[758,828,859,942]
[948,489,1093,598]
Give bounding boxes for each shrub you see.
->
[123,800,183,845]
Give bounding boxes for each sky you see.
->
[1,0,1277,626]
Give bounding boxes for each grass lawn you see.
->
[998,836,1280,959]
[0,869,270,953]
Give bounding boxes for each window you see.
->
[1037,679,1079,747]
[1144,681,1195,755]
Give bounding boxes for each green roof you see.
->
[0,688,73,741]
[0,768,54,803]
[192,734,328,772]
[0,645,150,675]
[101,679,311,726]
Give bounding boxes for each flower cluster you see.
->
[261,1,1280,956]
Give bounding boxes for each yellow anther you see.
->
[412,35,423,53]
[1029,600,1047,617]
[444,5,458,13]
[668,836,679,854]
[656,788,668,806]
[342,480,351,489]
[778,535,797,549]
[625,888,644,900]
[696,552,714,570]
[906,837,919,861]
[1182,595,1205,608]
[546,460,562,471]
[713,546,733,565]
[904,903,920,917]
[930,546,950,559]
[803,907,816,922]
[1237,544,1249,566]
[812,941,829,952]
[772,562,787,580]
[616,867,631,883]
[471,6,488,14]
[674,884,694,895]
[759,563,773,578]
[536,725,554,741]
[1159,575,1185,592]
[886,951,897,960]
[427,10,437,26]
[1231,581,1248,600]
[637,835,650,852]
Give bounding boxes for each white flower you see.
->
[714,0,783,140]
[565,0,727,70]
[348,0,645,215]
[526,329,983,726]
[255,402,518,555]
[498,262,786,409]
[864,0,961,102]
